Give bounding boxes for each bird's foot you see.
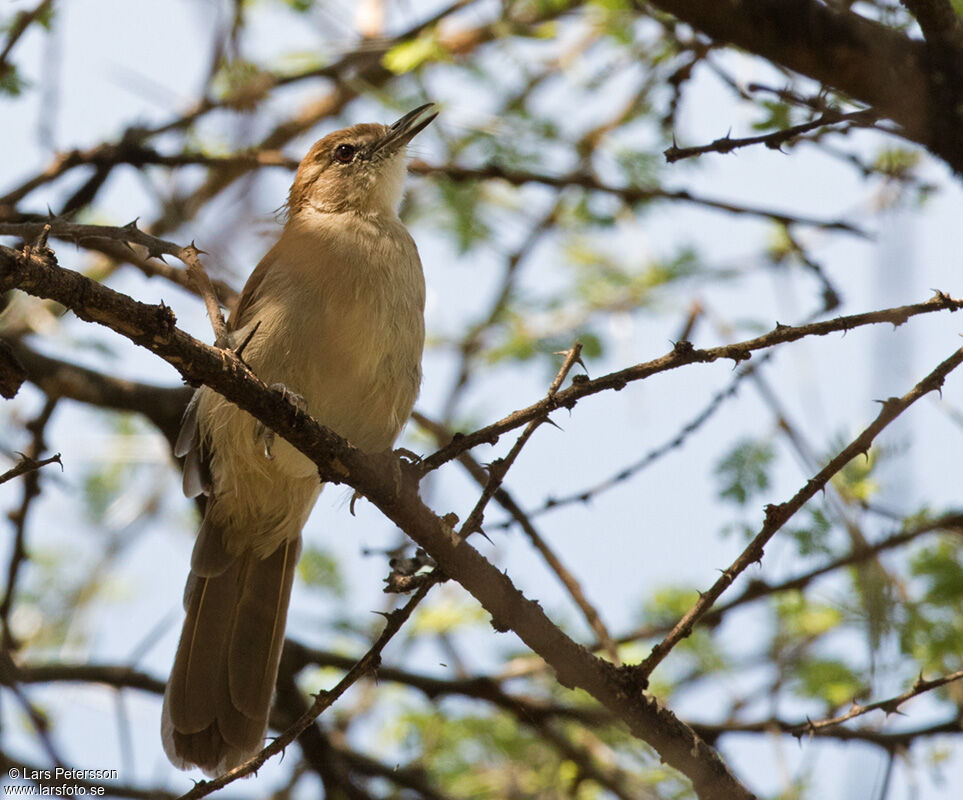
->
[270,383,308,413]
[253,422,276,460]
[253,384,308,460]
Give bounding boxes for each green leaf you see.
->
[212,59,271,110]
[298,545,345,597]
[786,506,834,557]
[434,178,491,253]
[911,539,963,607]
[872,147,922,179]
[639,585,700,626]
[775,591,844,640]
[715,437,775,506]
[383,30,448,74]
[411,595,487,635]
[791,657,864,707]
[0,64,26,96]
[752,100,793,132]
[831,446,881,503]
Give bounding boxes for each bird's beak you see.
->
[373,103,438,154]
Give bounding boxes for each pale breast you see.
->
[211,210,426,482]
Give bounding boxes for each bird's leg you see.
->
[253,383,308,460]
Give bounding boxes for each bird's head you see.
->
[287,103,437,219]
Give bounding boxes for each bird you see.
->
[161,103,437,776]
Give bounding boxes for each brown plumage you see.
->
[162,104,436,776]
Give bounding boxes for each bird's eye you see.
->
[333,144,357,164]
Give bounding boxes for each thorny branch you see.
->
[694,716,963,750]
[664,109,881,163]
[1,228,757,800]
[493,357,766,528]
[0,218,235,307]
[635,342,963,680]
[496,510,963,681]
[791,667,963,735]
[445,343,623,663]
[414,410,622,664]
[0,453,61,486]
[421,292,963,471]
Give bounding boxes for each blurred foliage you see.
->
[786,506,834,558]
[0,63,25,96]
[831,444,882,504]
[397,707,599,799]
[714,437,775,506]
[790,656,865,709]
[903,536,963,673]
[384,30,451,74]
[298,544,347,598]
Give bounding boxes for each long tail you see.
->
[161,516,300,776]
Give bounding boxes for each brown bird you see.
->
[161,104,437,775]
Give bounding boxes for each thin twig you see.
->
[458,343,584,538]
[409,161,869,235]
[691,715,963,748]
[664,109,879,163]
[1,398,58,652]
[414,408,622,664]
[180,243,229,347]
[793,667,963,735]
[493,357,766,528]
[499,510,963,679]
[0,453,61,485]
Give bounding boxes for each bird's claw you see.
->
[253,421,276,460]
[253,384,307,460]
[270,383,307,412]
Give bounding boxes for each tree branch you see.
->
[1,234,756,800]
[0,453,61,486]
[644,0,963,174]
[1,398,57,652]
[409,160,868,234]
[635,342,963,679]
[2,337,191,446]
[421,292,963,470]
[795,667,963,734]
[664,109,879,163]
